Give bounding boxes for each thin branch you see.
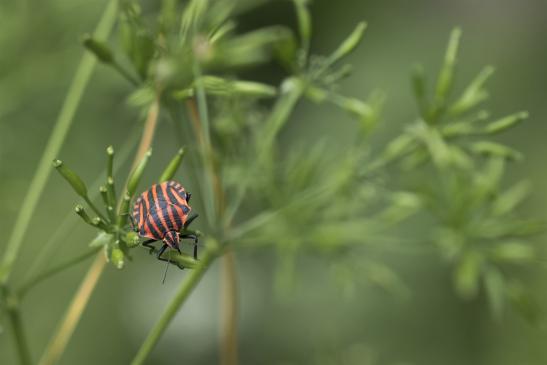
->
[220,251,238,365]
[37,254,106,365]
[18,247,101,298]
[131,246,218,365]
[2,286,32,365]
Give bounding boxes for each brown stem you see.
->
[220,251,238,365]
[186,99,206,147]
[133,97,161,170]
[38,254,106,365]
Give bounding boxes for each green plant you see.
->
[0,1,543,365]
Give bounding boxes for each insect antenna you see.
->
[162,250,171,284]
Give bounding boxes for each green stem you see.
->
[0,0,119,284]
[84,195,109,223]
[2,287,32,365]
[17,247,101,298]
[192,61,217,227]
[225,77,305,224]
[112,61,140,86]
[131,246,218,365]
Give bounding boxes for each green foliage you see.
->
[2,1,545,364]
[377,28,543,319]
[79,0,542,320]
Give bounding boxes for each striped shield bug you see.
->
[131,180,199,267]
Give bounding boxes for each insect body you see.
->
[133,180,199,266]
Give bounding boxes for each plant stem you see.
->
[220,251,238,365]
[225,77,305,224]
[2,287,32,365]
[18,247,101,298]
[112,61,140,86]
[131,246,218,365]
[37,97,162,365]
[133,97,161,171]
[185,92,239,365]
[191,60,217,226]
[38,254,107,365]
[0,0,119,284]
[84,196,108,222]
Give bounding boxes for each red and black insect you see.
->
[131,180,199,266]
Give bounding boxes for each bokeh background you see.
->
[1,0,547,364]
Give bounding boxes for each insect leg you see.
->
[128,214,137,231]
[184,213,199,229]
[186,192,192,202]
[157,246,185,270]
[142,239,157,254]
[156,244,167,259]
[181,234,199,259]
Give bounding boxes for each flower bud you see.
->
[53,159,88,198]
[159,148,185,183]
[127,149,152,197]
[82,34,114,64]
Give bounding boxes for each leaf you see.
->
[292,0,312,54]
[492,241,535,263]
[119,6,155,80]
[180,0,209,43]
[329,93,377,131]
[411,122,451,168]
[448,145,473,170]
[195,76,277,98]
[159,148,186,183]
[434,27,461,104]
[454,251,482,299]
[483,111,528,135]
[378,191,422,224]
[427,27,461,123]
[441,110,489,137]
[89,232,113,248]
[213,26,297,69]
[507,281,542,324]
[448,66,494,116]
[127,86,156,108]
[491,180,530,216]
[324,22,367,68]
[374,133,415,168]
[470,141,522,161]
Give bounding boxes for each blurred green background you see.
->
[1,0,547,364]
